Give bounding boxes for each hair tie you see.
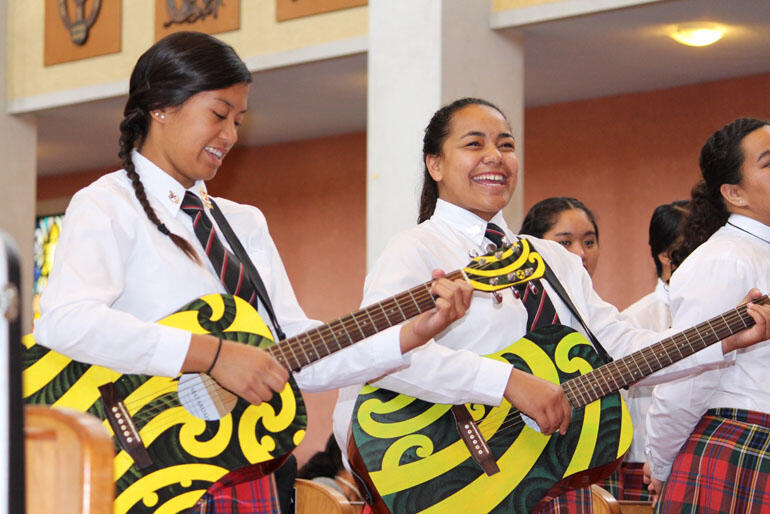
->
[206,337,223,375]
[157,223,171,235]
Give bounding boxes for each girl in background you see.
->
[520,196,600,277]
[646,118,770,512]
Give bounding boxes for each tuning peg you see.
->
[468,249,480,258]
[485,243,498,253]
[492,291,503,303]
[495,250,504,259]
[489,277,499,287]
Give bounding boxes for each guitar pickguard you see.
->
[352,325,632,513]
[23,294,307,513]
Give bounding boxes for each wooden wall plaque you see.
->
[155,0,240,40]
[44,0,121,66]
[276,0,367,22]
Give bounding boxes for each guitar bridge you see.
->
[99,383,153,469]
[451,405,500,476]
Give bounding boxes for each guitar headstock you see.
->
[463,239,545,292]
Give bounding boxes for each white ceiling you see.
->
[34,0,770,177]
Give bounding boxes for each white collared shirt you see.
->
[34,150,406,389]
[333,199,729,458]
[619,279,672,463]
[645,214,770,481]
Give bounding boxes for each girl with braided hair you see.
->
[33,31,472,513]
[645,118,770,512]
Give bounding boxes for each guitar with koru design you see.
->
[350,288,769,513]
[22,241,539,513]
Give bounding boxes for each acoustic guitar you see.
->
[350,292,768,513]
[22,241,537,513]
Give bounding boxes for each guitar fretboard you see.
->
[267,270,466,371]
[563,294,769,408]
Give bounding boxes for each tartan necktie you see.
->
[484,223,560,331]
[181,192,258,306]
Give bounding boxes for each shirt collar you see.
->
[727,213,770,243]
[432,199,512,248]
[131,149,208,216]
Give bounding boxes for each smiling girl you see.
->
[333,98,770,514]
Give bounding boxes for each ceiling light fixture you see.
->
[670,22,725,47]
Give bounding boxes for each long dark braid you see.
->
[119,31,251,261]
[671,117,769,268]
[118,109,199,261]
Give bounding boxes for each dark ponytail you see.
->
[648,200,689,278]
[671,117,769,268]
[119,31,251,261]
[418,98,508,223]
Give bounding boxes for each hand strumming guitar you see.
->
[504,368,572,436]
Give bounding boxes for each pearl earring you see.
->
[155,111,165,120]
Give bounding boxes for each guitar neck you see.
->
[267,270,466,371]
[564,294,769,408]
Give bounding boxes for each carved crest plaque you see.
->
[155,0,240,40]
[276,0,367,21]
[44,0,121,66]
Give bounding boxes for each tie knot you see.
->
[485,223,506,249]
[181,191,204,214]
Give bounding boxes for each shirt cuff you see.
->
[148,325,191,377]
[645,448,673,482]
[377,324,411,367]
[469,358,512,406]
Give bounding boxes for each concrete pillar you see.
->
[1,0,38,333]
[366,0,524,268]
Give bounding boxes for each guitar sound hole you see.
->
[178,373,237,420]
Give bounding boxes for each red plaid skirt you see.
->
[657,408,770,514]
[599,462,650,501]
[534,487,594,514]
[190,467,280,514]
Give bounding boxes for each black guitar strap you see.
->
[524,239,613,365]
[209,199,287,341]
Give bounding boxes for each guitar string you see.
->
[119,285,763,436]
[442,302,758,435]
[116,285,443,419]
[117,290,762,443]
[103,254,518,425]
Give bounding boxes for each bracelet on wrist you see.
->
[206,337,223,375]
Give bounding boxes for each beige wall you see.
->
[7,0,368,103]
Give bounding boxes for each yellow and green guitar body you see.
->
[22,294,306,514]
[351,324,633,514]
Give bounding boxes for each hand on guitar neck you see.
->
[397,269,474,354]
[180,269,474,406]
[720,288,770,354]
